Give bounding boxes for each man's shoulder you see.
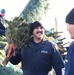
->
[43,39,58,50]
[43,39,54,46]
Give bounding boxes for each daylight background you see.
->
[0,0,74,43]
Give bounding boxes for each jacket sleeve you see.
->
[51,43,64,70]
[55,68,62,75]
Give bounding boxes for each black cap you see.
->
[30,21,44,33]
[65,8,74,24]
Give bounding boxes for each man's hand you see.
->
[2,43,16,66]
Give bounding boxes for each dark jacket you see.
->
[0,14,5,36]
[9,38,64,75]
[65,41,74,75]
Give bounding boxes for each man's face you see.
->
[1,13,5,17]
[66,23,74,39]
[32,26,44,39]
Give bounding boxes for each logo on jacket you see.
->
[41,50,48,54]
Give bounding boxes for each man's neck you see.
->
[33,37,43,43]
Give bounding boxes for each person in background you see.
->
[6,21,64,75]
[65,8,74,75]
[0,9,6,36]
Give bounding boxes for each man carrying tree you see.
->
[5,21,64,75]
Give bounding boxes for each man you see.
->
[6,21,64,75]
[0,9,6,36]
[65,8,74,75]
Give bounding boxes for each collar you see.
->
[28,38,47,50]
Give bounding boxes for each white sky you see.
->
[48,0,74,42]
[41,0,74,30]
[0,0,74,42]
